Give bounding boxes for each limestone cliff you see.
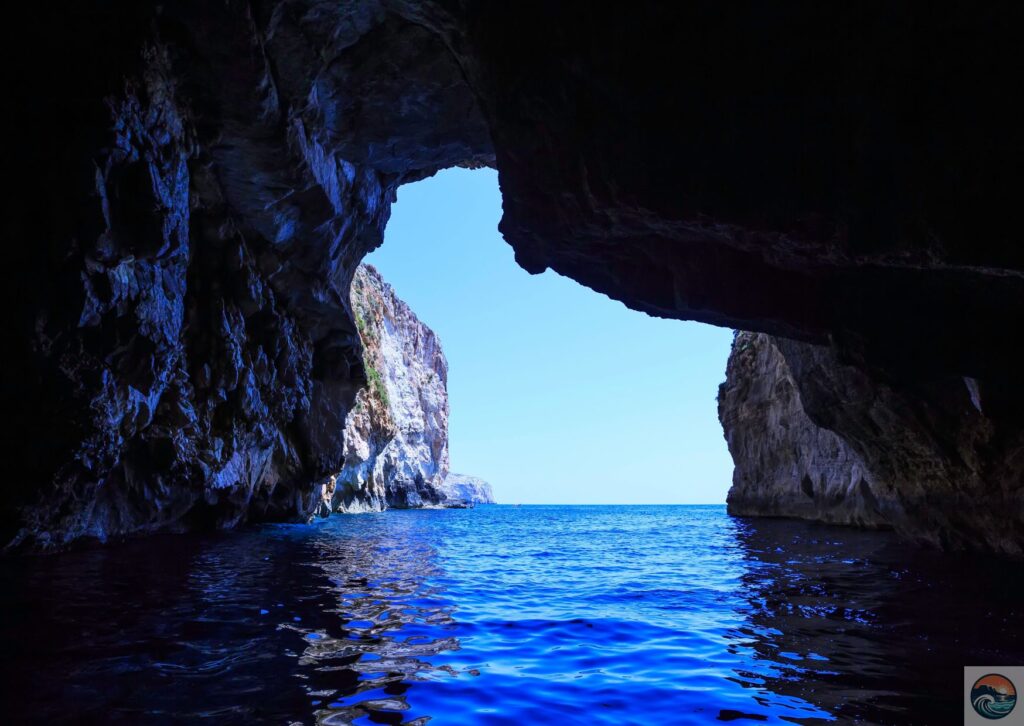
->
[439,474,496,506]
[330,265,449,512]
[720,333,1024,555]
[719,333,893,529]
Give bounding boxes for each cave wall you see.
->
[721,333,1024,555]
[773,336,1024,555]
[3,2,1022,551]
[3,1,491,550]
[719,333,893,530]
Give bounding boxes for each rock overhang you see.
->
[4,2,1023,552]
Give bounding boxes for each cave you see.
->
[4,2,1023,557]
[6,4,1024,722]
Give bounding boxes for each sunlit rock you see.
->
[439,474,496,506]
[332,265,450,512]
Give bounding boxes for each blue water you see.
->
[2,505,1024,724]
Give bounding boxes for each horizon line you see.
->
[484,502,727,506]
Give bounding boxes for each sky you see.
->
[364,168,735,504]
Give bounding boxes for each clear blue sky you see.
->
[365,168,735,504]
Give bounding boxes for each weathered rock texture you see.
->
[4,3,1022,552]
[439,474,495,506]
[331,264,449,512]
[721,333,1024,555]
[3,2,490,551]
[720,333,895,529]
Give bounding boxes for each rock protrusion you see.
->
[719,333,892,529]
[439,474,496,506]
[331,265,450,512]
[720,333,1024,555]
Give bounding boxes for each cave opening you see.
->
[362,167,735,506]
[5,4,1024,722]
[5,1,1021,557]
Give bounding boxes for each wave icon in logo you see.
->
[971,673,1017,720]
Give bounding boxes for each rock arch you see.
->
[4,2,1022,551]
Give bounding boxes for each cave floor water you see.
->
[2,505,1023,725]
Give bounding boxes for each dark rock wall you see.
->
[3,1,491,550]
[4,2,1022,552]
[453,4,1024,371]
[719,333,893,530]
[775,337,1024,555]
[721,334,1024,555]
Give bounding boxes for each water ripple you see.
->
[2,505,1024,724]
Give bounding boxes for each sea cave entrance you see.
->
[356,167,735,507]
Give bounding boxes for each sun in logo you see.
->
[971,674,1017,720]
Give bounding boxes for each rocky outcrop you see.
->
[330,265,449,512]
[4,3,1023,552]
[439,474,495,506]
[721,333,1024,555]
[719,333,893,529]
[3,3,490,551]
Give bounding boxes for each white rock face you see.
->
[439,474,496,505]
[332,265,450,511]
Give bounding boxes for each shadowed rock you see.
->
[721,333,1024,555]
[4,2,1022,552]
[719,333,892,530]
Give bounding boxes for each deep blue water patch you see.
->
[2,505,1024,724]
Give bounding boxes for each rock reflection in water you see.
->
[3,506,1024,724]
[730,517,1024,724]
[295,528,461,724]
[0,515,464,724]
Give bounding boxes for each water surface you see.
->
[2,505,1022,724]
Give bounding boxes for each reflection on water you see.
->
[0,516,463,724]
[731,518,1024,724]
[1,506,1022,724]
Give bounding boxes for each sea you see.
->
[2,504,1023,724]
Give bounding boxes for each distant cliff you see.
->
[327,265,450,512]
[718,333,892,528]
[440,474,496,505]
